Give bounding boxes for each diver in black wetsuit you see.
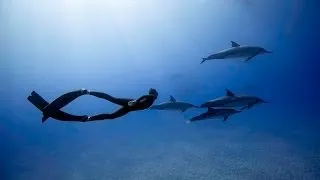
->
[85,88,158,121]
[27,88,158,122]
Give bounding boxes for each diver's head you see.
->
[149,88,158,98]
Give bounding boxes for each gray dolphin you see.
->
[187,107,241,123]
[200,89,269,110]
[149,95,199,113]
[201,41,272,64]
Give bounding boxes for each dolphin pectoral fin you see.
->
[245,52,260,62]
[245,55,255,61]
[181,108,187,113]
[240,106,248,110]
[223,116,229,121]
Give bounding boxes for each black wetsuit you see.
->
[28,89,156,122]
[86,91,156,121]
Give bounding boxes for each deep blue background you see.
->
[1,0,319,179]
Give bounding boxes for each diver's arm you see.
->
[136,95,150,102]
[128,95,151,106]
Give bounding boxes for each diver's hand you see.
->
[128,100,137,106]
[80,88,90,95]
[81,115,90,122]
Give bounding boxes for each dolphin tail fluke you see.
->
[200,58,207,64]
[28,91,49,112]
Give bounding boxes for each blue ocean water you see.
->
[1,0,319,179]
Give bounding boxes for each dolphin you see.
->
[187,107,241,123]
[149,95,199,113]
[201,41,272,64]
[200,89,270,110]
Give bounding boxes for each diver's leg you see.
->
[86,107,130,121]
[88,91,133,106]
[46,110,88,122]
[45,89,89,111]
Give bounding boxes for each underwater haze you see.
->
[1,0,320,179]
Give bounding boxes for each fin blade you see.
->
[42,116,49,123]
[169,95,176,102]
[231,41,240,47]
[225,89,235,96]
[28,91,49,111]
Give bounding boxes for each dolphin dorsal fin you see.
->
[225,89,235,96]
[208,107,216,112]
[231,41,240,47]
[169,95,176,102]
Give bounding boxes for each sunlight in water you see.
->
[61,0,141,17]
[53,0,150,70]
[56,0,173,71]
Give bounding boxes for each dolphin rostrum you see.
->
[149,95,199,113]
[200,89,270,110]
[187,107,241,123]
[201,41,272,64]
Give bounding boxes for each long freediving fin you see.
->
[27,91,51,123]
[28,90,87,123]
[28,91,49,112]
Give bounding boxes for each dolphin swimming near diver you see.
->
[149,95,199,113]
[201,41,272,64]
[187,107,241,123]
[200,89,269,110]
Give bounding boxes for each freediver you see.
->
[27,88,159,123]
